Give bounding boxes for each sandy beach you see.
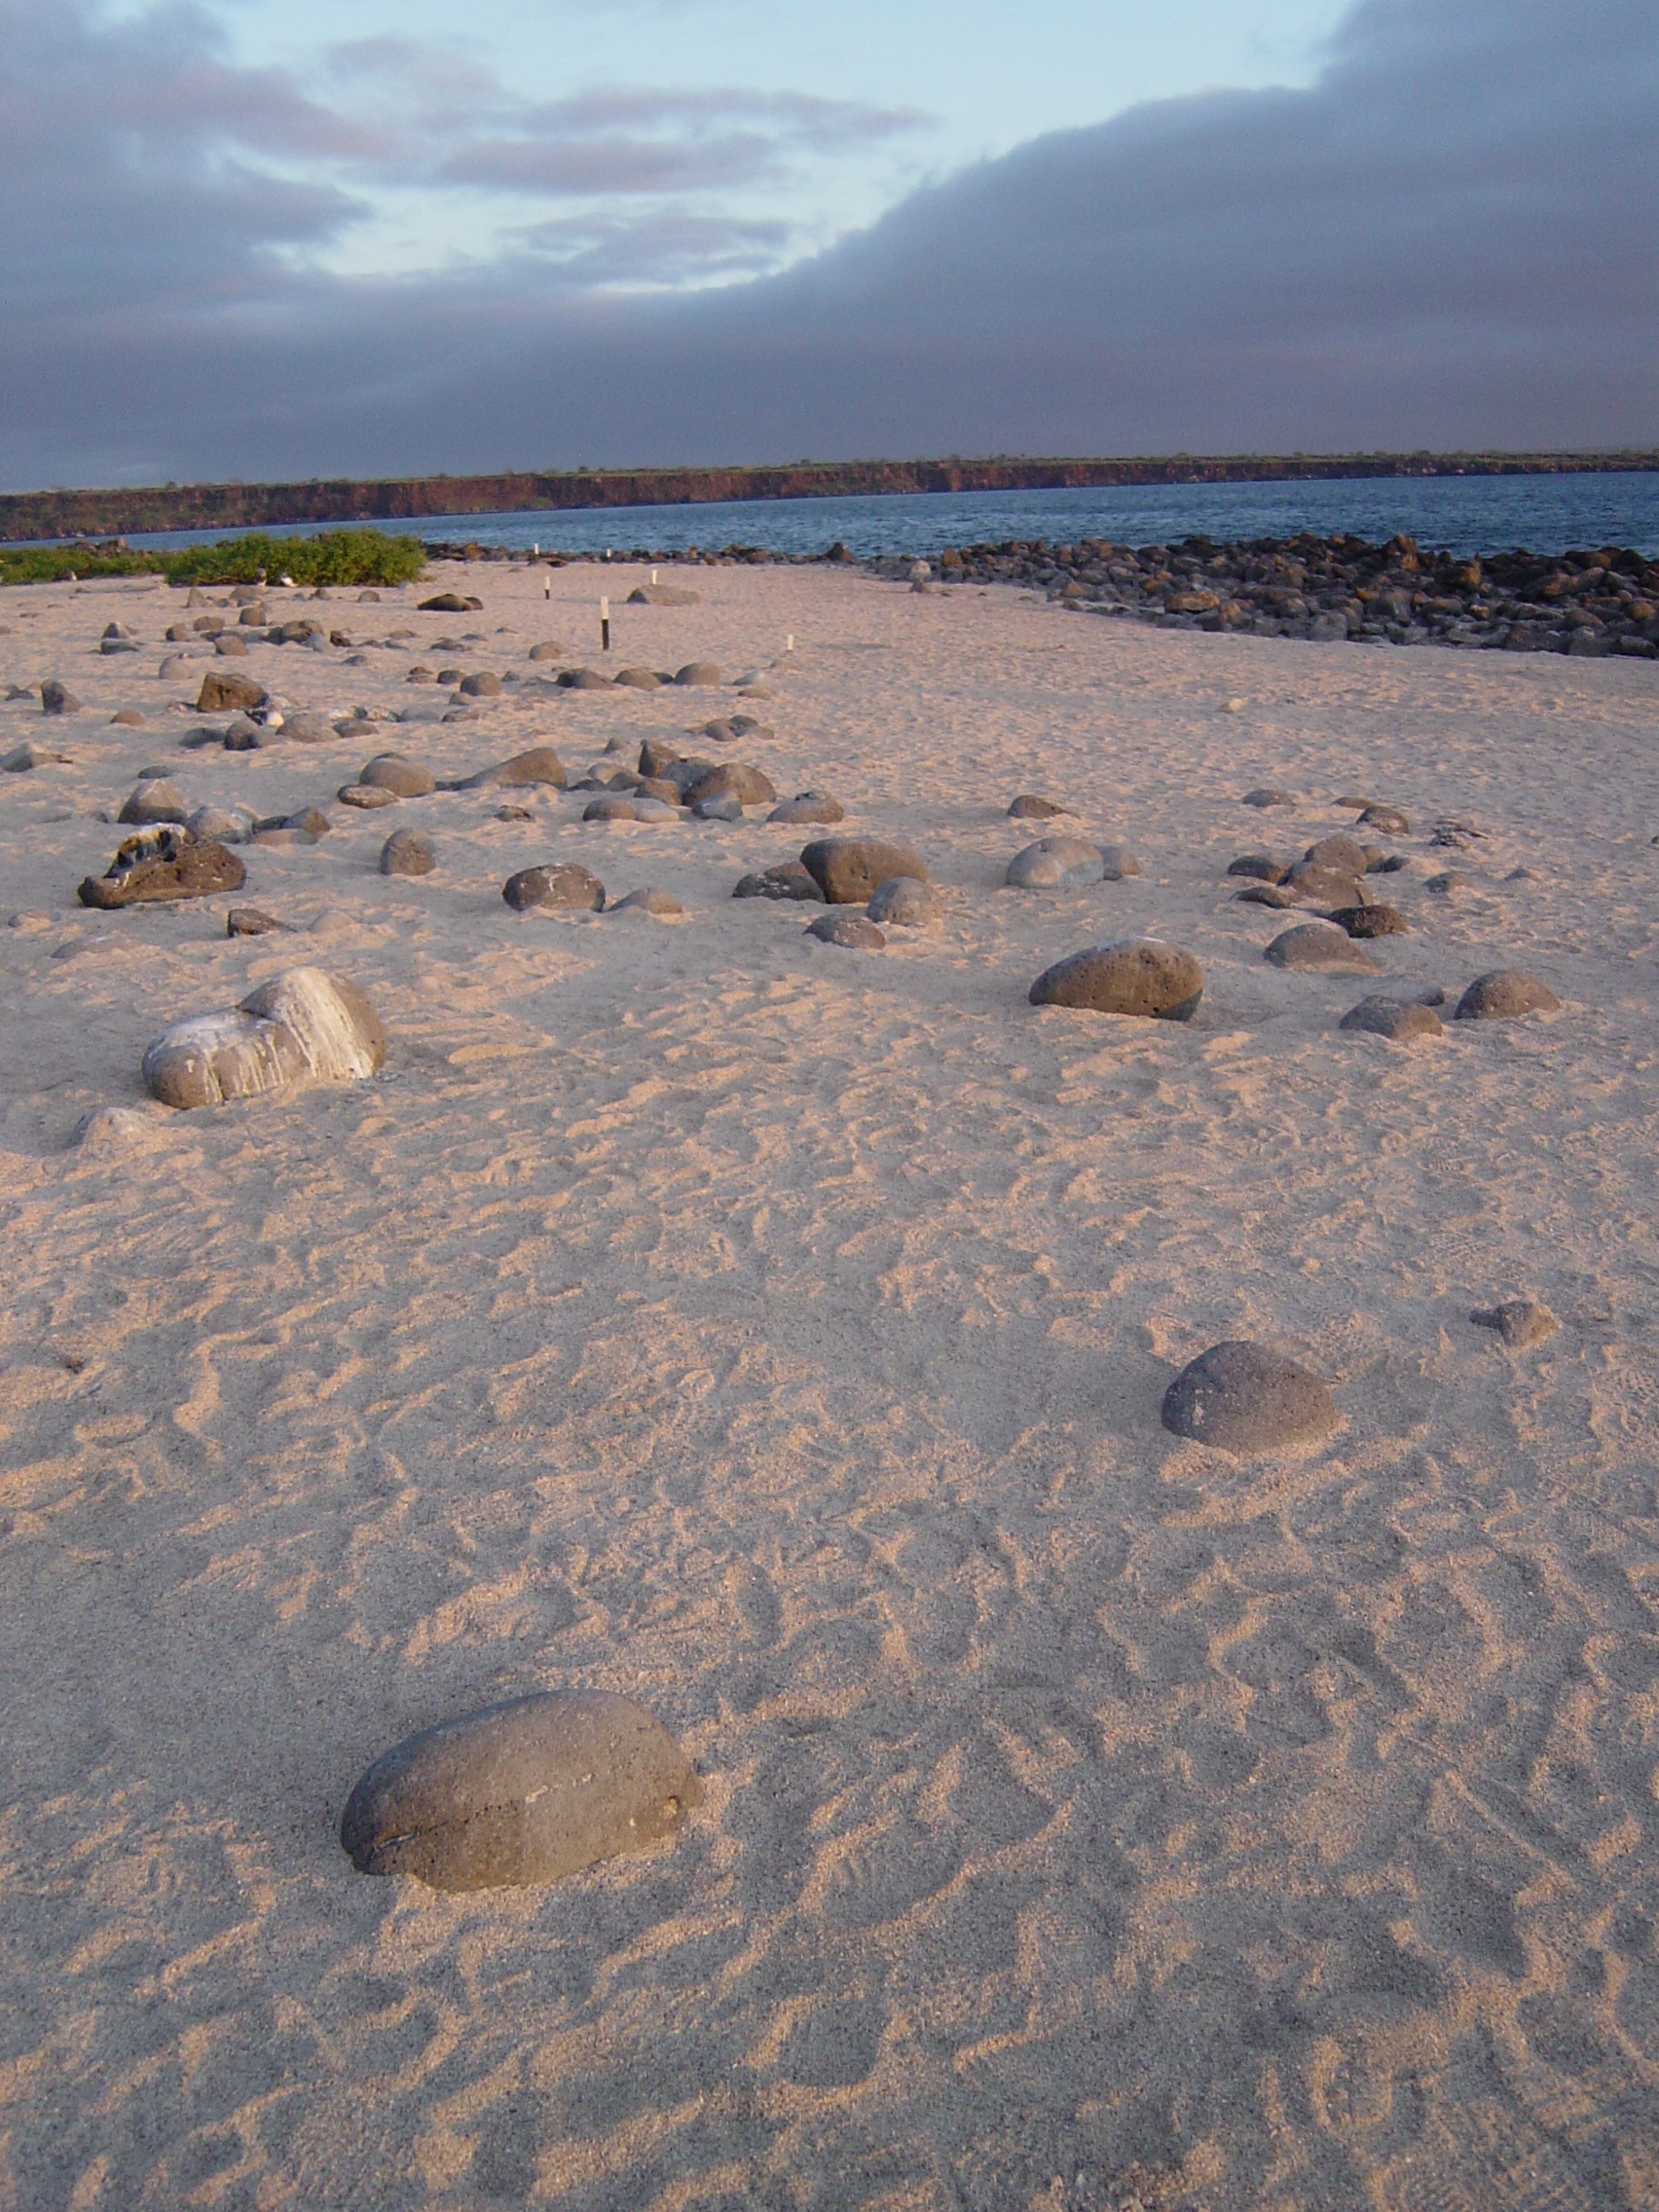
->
[2,559,1658,2211]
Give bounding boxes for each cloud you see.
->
[0,0,1654,487]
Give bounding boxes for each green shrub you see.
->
[0,529,426,590]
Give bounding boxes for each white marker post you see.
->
[786,634,794,654]
[601,596,610,653]
[651,568,658,586]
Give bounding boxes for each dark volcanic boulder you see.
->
[504,863,605,912]
[79,828,245,908]
[1454,971,1562,1020]
[41,680,83,715]
[1470,1298,1558,1348]
[1009,793,1067,819]
[801,836,929,904]
[340,1689,702,1892]
[684,761,776,809]
[1227,855,1288,884]
[1029,939,1202,1020]
[1329,903,1409,939]
[733,861,824,902]
[457,671,501,698]
[1161,1341,1338,1456]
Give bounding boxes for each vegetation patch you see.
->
[0,529,425,590]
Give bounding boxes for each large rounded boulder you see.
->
[1029,939,1202,1021]
[1161,1341,1338,1456]
[142,968,386,1110]
[340,1690,703,1892]
[1454,971,1561,1020]
[800,837,929,904]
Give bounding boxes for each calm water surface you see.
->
[125,472,1659,563]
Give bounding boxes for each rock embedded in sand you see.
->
[41,681,83,716]
[361,754,435,798]
[1329,903,1409,938]
[280,714,336,745]
[801,836,929,904]
[1009,794,1067,820]
[380,830,435,877]
[733,861,823,903]
[3,741,69,772]
[1471,1298,1559,1348]
[610,887,683,916]
[143,967,385,1110]
[867,876,942,928]
[458,671,501,698]
[119,780,189,827]
[1236,883,1297,910]
[1161,1341,1338,1455]
[1454,971,1562,1020]
[1242,788,1295,809]
[213,633,250,658]
[1029,939,1203,1020]
[503,863,605,913]
[1007,835,1106,890]
[584,795,644,822]
[685,762,775,810]
[1340,994,1444,1042]
[612,667,662,690]
[339,783,399,810]
[1358,803,1411,833]
[558,667,612,690]
[1228,855,1289,883]
[628,583,701,606]
[673,662,722,687]
[419,592,481,613]
[456,747,567,792]
[196,671,267,715]
[807,911,886,950]
[187,804,256,845]
[340,1690,702,1892]
[638,739,682,779]
[527,641,564,662]
[1304,832,1375,876]
[79,828,245,908]
[769,792,844,826]
[226,906,291,937]
[1265,924,1380,974]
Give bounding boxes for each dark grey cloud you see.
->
[0,0,1654,488]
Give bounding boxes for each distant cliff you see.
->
[3,451,1656,544]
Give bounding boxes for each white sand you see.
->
[1,560,1657,2211]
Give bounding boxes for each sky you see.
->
[2,0,1655,490]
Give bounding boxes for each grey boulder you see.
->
[1007,835,1105,890]
[768,792,844,826]
[380,830,435,877]
[800,836,929,904]
[1340,995,1444,1042]
[867,876,942,929]
[503,863,605,913]
[1454,972,1561,1020]
[1029,938,1202,1020]
[807,911,885,950]
[143,968,386,1110]
[1265,925,1379,974]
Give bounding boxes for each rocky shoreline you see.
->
[423,531,1659,658]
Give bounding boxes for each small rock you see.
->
[339,1690,702,1892]
[1009,794,1067,820]
[99,621,139,653]
[801,836,929,904]
[1304,833,1372,875]
[187,805,257,844]
[1471,1299,1559,1348]
[1227,855,1289,883]
[41,680,83,716]
[284,807,331,840]
[1329,903,1409,938]
[1358,803,1411,833]
[631,797,680,823]
[1285,862,1365,905]
[1265,925,1379,974]
[733,861,823,903]
[213,632,250,657]
[610,887,683,916]
[1235,883,1297,910]
[807,911,885,950]
[455,747,567,792]
[1340,995,1444,1042]
[1161,1341,1338,1455]
[1007,835,1106,890]
[110,709,146,727]
[196,671,267,715]
[584,795,642,822]
[867,876,942,929]
[79,828,246,908]
[693,794,743,822]
[1425,871,1468,897]
[226,907,291,937]
[458,671,501,698]
[419,592,480,613]
[380,830,435,877]
[685,762,776,809]
[1029,939,1203,1020]
[360,754,436,798]
[2,741,68,772]
[673,662,721,686]
[1241,788,1295,809]
[503,863,605,913]
[339,783,399,810]
[281,714,337,745]
[627,583,700,606]
[612,667,661,689]
[143,968,385,1109]
[495,804,535,823]
[769,792,844,826]
[119,780,189,827]
[557,667,612,689]
[638,739,682,779]
[1454,972,1561,1020]
[72,1104,166,1155]
[527,641,564,661]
